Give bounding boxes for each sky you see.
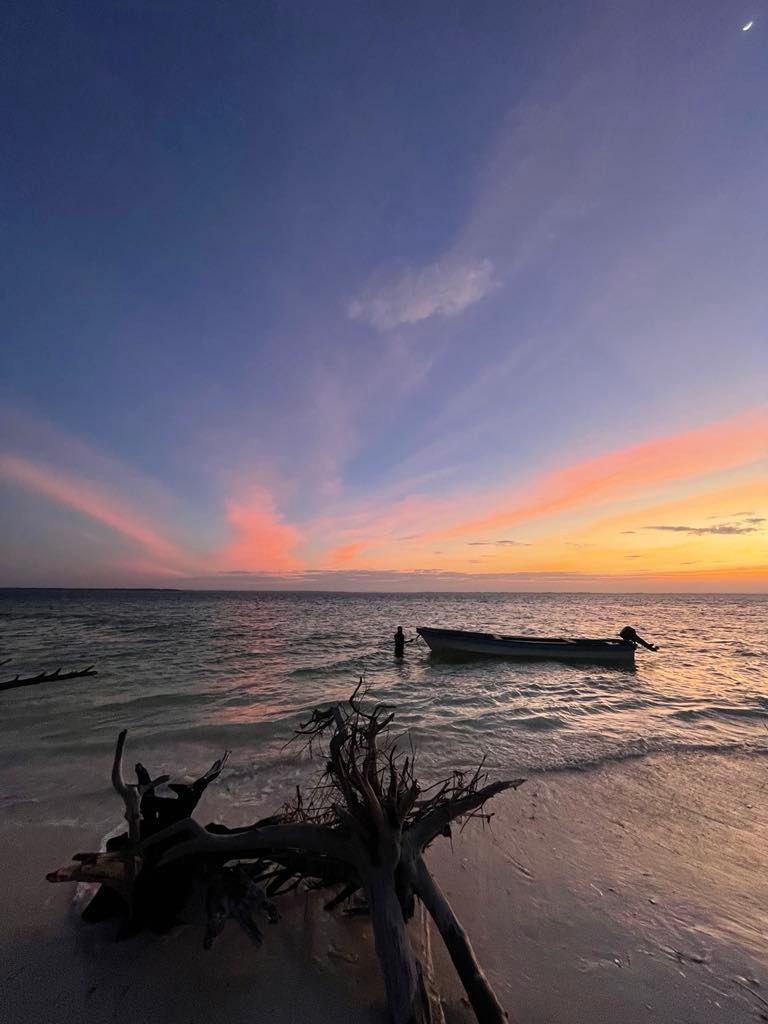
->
[1,1,766,592]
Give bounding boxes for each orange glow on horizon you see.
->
[2,407,765,590]
[318,411,767,585]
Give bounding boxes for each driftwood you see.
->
[0,664,97,692]
[48,685,524,1023]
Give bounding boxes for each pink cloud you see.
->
[217,490,303,573]
[1,445,305,580]
[4,406,763,586]
[429,406,768,541]
[305,408,768,570]
[0,454,184,568]
[307,493,453,570]
[325,541,369,568]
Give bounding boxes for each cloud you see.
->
[0,434,304,579]
[326,541,369,568]
[428,407,768,541]
[177,564,768,593]
[308,493,453,565]
[297,408,767,577]
[0,454,184,568]
[347,258,496,331]
[218,490,302,573]
[467,539,532,546]
[644,522,763,536]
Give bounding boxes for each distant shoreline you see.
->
[1,587,765,595]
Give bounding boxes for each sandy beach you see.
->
[3,749,766,1024]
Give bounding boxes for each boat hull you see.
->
[416,627,635,665]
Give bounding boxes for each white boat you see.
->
[415,626,654,666]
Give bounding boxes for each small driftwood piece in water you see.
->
[48,684,524,1024]
[0,664,97,692]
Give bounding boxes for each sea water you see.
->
[1,590,766,826]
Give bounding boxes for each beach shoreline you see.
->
[3,749,766,1023]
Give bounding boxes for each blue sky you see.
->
[1,1,766,589]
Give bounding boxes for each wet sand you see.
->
[429,750,768,1023]
[2,751,766,1023]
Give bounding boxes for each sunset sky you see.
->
[1,2,766,591]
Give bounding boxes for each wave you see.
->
[534,737,768,775]
[288,657,379,679]
[204,737,768,821]
[93,689,221,713]
[670,706,768,722]
[512,714,566,731]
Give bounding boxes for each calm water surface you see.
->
[1,590,766,825]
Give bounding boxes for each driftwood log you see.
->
[0,664,97,692]
[48,685,524,1023]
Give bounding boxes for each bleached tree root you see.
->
[48,685,523,1023]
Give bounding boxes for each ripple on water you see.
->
[0,590,766,786]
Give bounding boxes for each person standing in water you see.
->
[394,626,413,658]
[619,625,659,651]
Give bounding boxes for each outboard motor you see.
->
[619,626,659,652]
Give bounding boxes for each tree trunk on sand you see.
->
[413,856,508,1024]
[365,866,429,1024]
[47,685,522,1024]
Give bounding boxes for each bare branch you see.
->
[324,880,361,911]
[414,856,509,1024]
[204,865,279,950]
[112,730,168,843]
[148,820,354,868]
[112,730,141,844]
[406,778,525,854]
[0,664,97,692]
[46,850,140,902]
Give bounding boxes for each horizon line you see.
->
[0,586,765,596]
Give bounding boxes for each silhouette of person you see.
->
[394,626,413,658]
[619,626,659,651]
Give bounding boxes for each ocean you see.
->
[1,589,766,828]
